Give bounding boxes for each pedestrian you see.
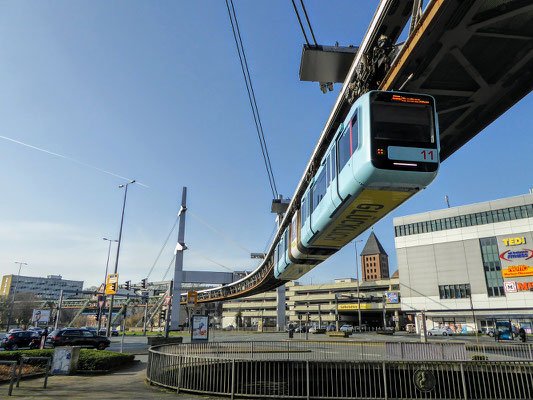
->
[519,327,526,343]
[41,326,49,349]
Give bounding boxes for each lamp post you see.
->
[99,238,117,333]
[106,180,136,337]
[354,239,363,329]
[6,262,27,331]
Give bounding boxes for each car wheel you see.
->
[488,332,494,337]
[443,332,447,336]
[11,344,18,351]
[97,342,106,350]
[427,332,432,336]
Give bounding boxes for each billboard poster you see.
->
[385,292,399,304]
[191,315,209,341]
[32,309,50,323]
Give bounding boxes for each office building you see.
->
[394,193,533,334]
[0,274,83,300]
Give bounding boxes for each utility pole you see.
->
[170,187,187,331]
[100,238,117,333]
[143,296,149,336]
[6,261,27,331]
[420,310,428,343]
[354,239,363,329]
[107,180,135,337]
[335,294,339,331]
[382,294,387,328]
[165,281,173,338]
[54,289,64,331]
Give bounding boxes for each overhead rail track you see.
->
[181,0,532,305]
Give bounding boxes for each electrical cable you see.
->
[146,215,179,280]
[291,0,310,46]
[161,254,176,281]
[229,0,278,198]
[225,0,278,199]
[299,0,318,46]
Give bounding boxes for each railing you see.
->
[147,341,533,399]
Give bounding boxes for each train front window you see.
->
[370,93,435,144]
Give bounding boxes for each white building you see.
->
[394,193,533,334]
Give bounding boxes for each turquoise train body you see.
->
[274,91,440,280]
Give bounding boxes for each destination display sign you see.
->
[387,146,438,163]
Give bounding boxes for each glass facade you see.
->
[395,204,533,237]
[479,237,505,297]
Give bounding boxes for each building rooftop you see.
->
[360,232,387,256]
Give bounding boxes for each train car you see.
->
[275,90,440,280]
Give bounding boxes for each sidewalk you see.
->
[1,355,220,399]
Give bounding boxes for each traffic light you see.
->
[159,310,166,320]
[94,309,100,321]
[141,278,147,289]
[125,280,131,291]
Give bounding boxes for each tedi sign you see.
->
[502,237,527,246]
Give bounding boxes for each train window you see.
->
[337,125,351,171]
[330,146,337,182]
[291,216,297,242]
[301,194,309,225]
[370,93,435,143]
[350,111,358,154]
[312,168,327,212]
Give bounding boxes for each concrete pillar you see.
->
[277,285,286,331]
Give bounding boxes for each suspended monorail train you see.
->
[274,90,440,280]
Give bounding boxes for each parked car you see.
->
[294,325,308,333]
[98,328,119,337]
[340,325,354,333]
[427,327,453,336]
[28,327,43,335]
[82,326,97,334]
[326,324,336,332]
[47,328,110,350]
[7,328,24,334]
[2,331,41,350]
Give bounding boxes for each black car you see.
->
[2,331,41,350]
[98,328,119,337]
[47,328,110,350]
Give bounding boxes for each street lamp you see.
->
[99,238,118,332]
[354,239,364,329]
[6,262,28,331]
[106,180,136,336]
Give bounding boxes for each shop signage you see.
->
[500,249,533,261]
[385,292,399,304]
[502,237,526,246]
[506,281,533,291]
[504,281,517,293]
[501,265,533,278]
[338,303,371,310]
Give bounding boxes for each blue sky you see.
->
[0,1,531,289]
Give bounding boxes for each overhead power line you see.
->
[225,0,278,199]
[291,0,318,47]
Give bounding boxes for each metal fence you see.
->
[147,341,533,399]
[149,340,533,362]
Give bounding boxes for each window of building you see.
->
[479,237,505,297]
[439,284,471,299]
[394,203,533,237]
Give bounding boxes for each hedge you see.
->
[0,349,134,371]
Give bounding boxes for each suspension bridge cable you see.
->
[146,215,179,280]
[299,0,318,46]
[225,0,278,198]
[187,248,235,272]
[189,211,251,254]
[161,254,176,281]
[291,0,310,45]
